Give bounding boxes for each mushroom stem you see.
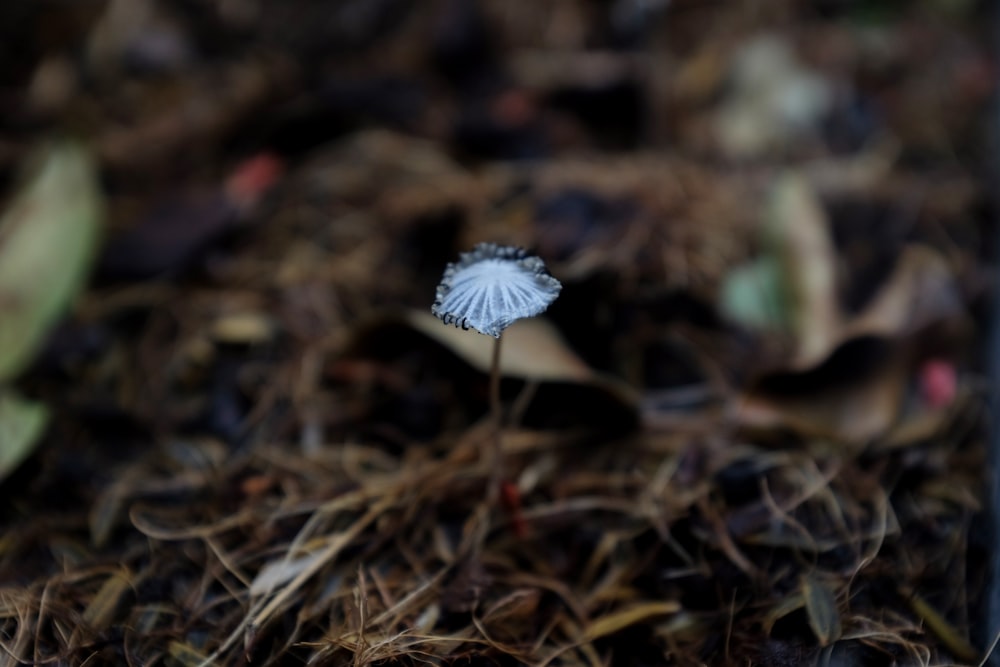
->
[488,334,504,502]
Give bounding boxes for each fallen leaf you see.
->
[801,574,842,647]
[350,310,639,432]
[736,344,908,446]
[406,310,591,382]
[843,244,963,342]
[719,173,840,370]
[583,601,681,641]
[0,142,103,381]
[0,389,49,481]
[730,242,964,445]
[720,173,841,369]
[81,569,133,630]
[721,169,963,381]
[766,174,840,369]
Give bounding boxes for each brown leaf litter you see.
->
[0,1,996,666]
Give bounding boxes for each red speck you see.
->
[492,89,536,128]
[241,474,276,498]
[919,359,957,410]
[500,480,528,538]
[225,152,285,209]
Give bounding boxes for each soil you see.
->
[0,2,996,665]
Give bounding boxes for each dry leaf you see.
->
[767,175,840,370]
[843,245,963,341]
[583,601,681,641]
[406,310,591,382]
[731,242,964,445]
[902,585,979,663]
[801,574,841,647]
[417,309,638,429]
[736,345,908,446]
[81,570,132,631]
[720,173,841,369]
[722,168,963,381]
[344,310,639,433]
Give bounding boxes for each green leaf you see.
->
[719,256,789,332]
[0,389,48,480]
[719,174,840,369]
[0,142,103,381]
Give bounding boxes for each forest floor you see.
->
[0,1,997,665]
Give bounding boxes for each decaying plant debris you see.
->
[0,1,996,665]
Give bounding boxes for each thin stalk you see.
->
[488,334,503,504]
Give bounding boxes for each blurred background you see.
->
[0,1,997,665]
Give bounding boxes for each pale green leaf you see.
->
[719,257,789,332]
[0,142,103,380]
[0,389,49,480]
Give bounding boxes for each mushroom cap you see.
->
[432,243,562,338]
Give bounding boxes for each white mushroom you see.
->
[432,243,562,338]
